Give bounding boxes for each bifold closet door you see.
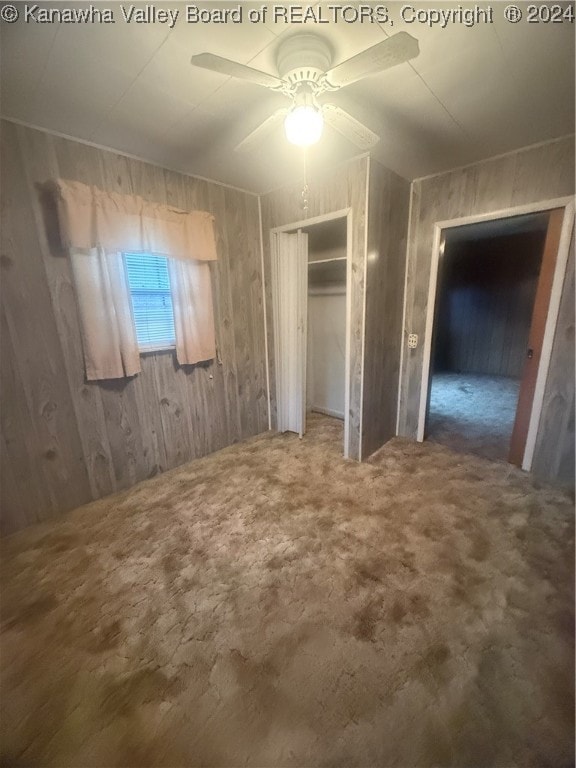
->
[271,231,308,436]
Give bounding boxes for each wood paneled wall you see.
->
[0,121,268,535]
[361,160,410,459]
[398,136,575,485]
[434,232,545,379]
[260,156,368,460]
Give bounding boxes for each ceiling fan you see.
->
[191,32,419,152]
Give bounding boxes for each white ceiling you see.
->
[1,1,574,192]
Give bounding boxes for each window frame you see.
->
[123,252,177,354]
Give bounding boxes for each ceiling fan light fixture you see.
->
[284,104,324,146]
[193,32,421,155]
[284,87,324,147]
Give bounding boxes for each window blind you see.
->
[124,253,176,349]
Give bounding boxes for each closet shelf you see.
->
[308,257,347,289]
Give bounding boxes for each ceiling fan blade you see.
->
[191,53,286,91]
[235,109,289,153]
[323,104,380,149]
[324,32,419,88]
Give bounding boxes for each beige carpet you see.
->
[1,414,574,768]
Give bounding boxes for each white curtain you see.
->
[168,258,216,365]
[56,179,219,380]
[69,248,140,380]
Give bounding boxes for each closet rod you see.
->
[308,256,347,266]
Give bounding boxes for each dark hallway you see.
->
[427,213,549,461]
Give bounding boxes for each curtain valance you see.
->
[56,179,218,262]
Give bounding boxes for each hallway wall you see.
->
[434,231,545,378]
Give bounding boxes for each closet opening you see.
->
[270,211,351,457]
[424,209,562,463]
[306,218,347,422]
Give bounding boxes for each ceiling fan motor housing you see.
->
[276,34,333,88]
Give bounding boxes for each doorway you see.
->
[420,204,570,467]
[271,211,351,457]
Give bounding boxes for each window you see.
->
[124,253,176,351]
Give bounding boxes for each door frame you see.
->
[270,208,353,458]
[417,196,575,471]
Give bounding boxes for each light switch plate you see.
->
[408,333,418,349]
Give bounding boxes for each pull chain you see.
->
[301,147,309,212]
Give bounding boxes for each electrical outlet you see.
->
[408,333,418,349]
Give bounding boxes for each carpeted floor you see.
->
[428,373,521,461]
[1,414,574,768]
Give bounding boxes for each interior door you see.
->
[509,208,565,466]
[423,233,447,438]
[271,230,308,436]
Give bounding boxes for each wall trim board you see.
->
[413,134,575,184]
[358,156,371,461]
[0,116,259,198]
[343,210,353,460]
[258,196,272,431]
[396,179,416,437]
[417,196,575,473]
[269,207,353,458]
